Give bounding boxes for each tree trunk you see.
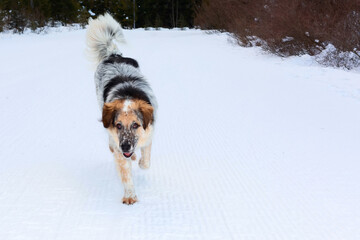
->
[133,0,136,28]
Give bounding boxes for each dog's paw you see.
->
[122,196,138,205]
[139,158,150,169]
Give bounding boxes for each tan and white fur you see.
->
[86,13,157,205]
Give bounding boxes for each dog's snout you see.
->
[121,142,131,152]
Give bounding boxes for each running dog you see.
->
[86,14,157,205]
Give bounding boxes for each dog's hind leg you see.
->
[114,152,137,204]
[139,142,152,169]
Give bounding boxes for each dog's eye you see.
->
[116,123,122,129]
[132,123,139,129]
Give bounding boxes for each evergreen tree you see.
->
[154,14,163,29]
[0,0,199,32]
[49,0,80,25]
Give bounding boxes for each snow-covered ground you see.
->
[1,29,360,240]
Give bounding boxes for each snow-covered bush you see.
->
[315,45,360,70]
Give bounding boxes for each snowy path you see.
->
[0,29,360,240]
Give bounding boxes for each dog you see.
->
[86,14,157,205]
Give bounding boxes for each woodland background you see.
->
[1,0,359,69]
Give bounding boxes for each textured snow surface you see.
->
[0,29,360,240]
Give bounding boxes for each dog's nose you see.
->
[121,142,131,152]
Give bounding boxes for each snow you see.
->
[0,28,360,240]
[88,10,95,16]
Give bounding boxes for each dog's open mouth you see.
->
[123,152,133,158]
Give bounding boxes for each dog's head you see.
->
[102,99,154,158]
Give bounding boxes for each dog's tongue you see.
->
[124,152,132,158]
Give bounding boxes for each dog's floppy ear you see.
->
[102,102,117,128]
[138,100,154,130]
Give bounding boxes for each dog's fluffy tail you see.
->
[86,13,125,64]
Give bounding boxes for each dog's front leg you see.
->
[114,152,137,204]
[139,142,152,169]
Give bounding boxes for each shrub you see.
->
[315,45,360,70]
[195,0,360,68]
